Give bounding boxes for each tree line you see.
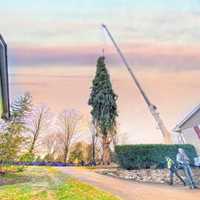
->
[0,56,118,165]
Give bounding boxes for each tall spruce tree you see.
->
[88,56,118,164]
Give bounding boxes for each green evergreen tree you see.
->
[0,93,32,163]
[11,92,32,125]
[88,56,118,164]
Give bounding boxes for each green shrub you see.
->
[19,152,35,162]
[115,144,197,170]
[16,165,25,172]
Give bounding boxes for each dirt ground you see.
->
[59,167,200,200]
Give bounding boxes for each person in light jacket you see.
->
[176,148,197,189]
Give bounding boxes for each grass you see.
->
[0,166,120,200]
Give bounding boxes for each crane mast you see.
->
[102,24,172,144]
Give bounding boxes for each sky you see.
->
[1,0,200,143]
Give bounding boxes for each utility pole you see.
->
[0,34,10,119]
[101,24,172,144]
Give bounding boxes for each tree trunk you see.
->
[63,147,68,163]
[29,141,35,154]
[102,136,111,165]
[92,135,96,165]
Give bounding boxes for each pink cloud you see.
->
[9,42,200,70]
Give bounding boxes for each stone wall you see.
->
[98,168,200,185]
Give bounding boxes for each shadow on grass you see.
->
[0,173,31,186]
[0,166,65,188]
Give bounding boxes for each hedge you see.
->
[115,144,197,170]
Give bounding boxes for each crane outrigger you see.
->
[101,24,172,144]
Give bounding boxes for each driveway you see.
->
[59,167,200,200]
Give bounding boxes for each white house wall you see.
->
[182,127,200,154]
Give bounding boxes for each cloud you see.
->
[9,45,99,66]
[8,42,200,71]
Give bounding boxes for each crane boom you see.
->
[102,24,172,144]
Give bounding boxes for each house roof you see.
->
[173,104,200,132]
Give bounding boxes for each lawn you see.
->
[0,166,120,200]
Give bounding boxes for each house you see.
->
[173,104,200,154]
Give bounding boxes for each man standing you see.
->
[176,148,197,189]
[165,157,186,186]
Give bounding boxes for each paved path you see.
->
[59,167,200,200]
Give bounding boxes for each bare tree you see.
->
[28,105,51,154]
[42,132,57,157]
[57,109,82,163]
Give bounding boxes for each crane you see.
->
[101,24,172,144]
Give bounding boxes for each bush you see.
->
[115,144,197,170]
[19,152,35,162]
[16,165,25,172]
